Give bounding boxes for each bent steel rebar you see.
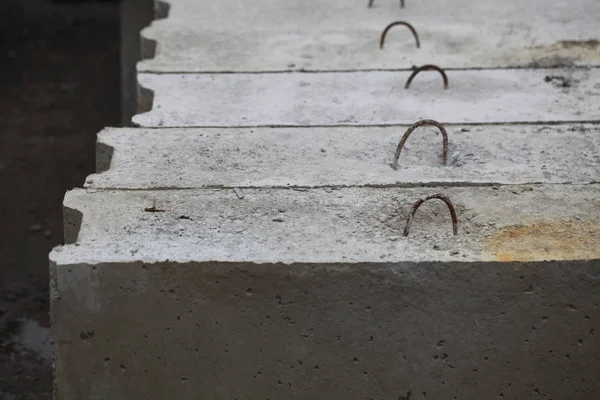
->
[405,65,449,89]
[379,21,420,49]
[369,0,405,8]
[403,194,458,237]
[391,119,448,170]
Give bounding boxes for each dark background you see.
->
[0,0,120,397]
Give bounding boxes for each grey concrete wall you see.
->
[50,258,599,400]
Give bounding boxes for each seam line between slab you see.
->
[85,182,600,192]
[137,65,600,75]
[135,120,600,129]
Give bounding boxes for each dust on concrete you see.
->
[526,40,600,68]
[558,39,599,49]
[0,0,120,398]
[527,55,576,68]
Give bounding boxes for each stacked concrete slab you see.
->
[52,0,600,398]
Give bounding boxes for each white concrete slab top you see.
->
[140,0,600,72]
[51,185,600,266]
[133,68,600,127]
[90,124,600,189]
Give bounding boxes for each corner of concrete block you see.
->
[140,34,157,61]
[154,0,171,20]
[48,258,59,311]
[95,132,115,173]
[139,1,171,63]
[62,193,84,244]
[136,83,155,119]
[120,0,166,126]
[48,260,59,400]
[48,257,64,400]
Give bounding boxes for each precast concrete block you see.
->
[50,185,600,399]
[120,0,156,125]
[139,0,600,72]
[89,124,600,189]
[133,68,600,127]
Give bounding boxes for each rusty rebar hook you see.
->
[369,0,405,8]
[379,21,420,49]
[391,119,448,170]
[405,65,448,89]
[403,194,458,237]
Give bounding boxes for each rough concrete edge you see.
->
[135,83,155,122]
[45,258,600,285]
[140,35,157,61]
[95,129,116,173]
[134,1,172,121]
[140,1,171,61]
[48,258,59,400]
[50,189,88,399]
[62,193,83,245]
[154,0,171,20]
[121,0,171,126]
[120,0,153,126]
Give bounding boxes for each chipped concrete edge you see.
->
[95,128,117,173]
[134,1,172,121]
[121,0,171,125]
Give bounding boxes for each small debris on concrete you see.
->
[544,75,571,88]
[233,188,244,199]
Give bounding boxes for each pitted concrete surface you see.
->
[158,0,600,27]
[50,259,600,400]
[53,0,600,397]
[89,124,600,189]
[51,185,600,265]
[133,68,600,127]
[139,0,600,72]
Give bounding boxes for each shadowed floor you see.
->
[0,0,119,398]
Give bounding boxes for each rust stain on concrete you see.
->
[485,220,600,262]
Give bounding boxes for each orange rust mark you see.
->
[485,220,600,262]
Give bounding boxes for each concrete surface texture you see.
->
[53,185,600,264]
[51,0,600,397]
[51,260,600,400]
[89,124,600,189]
[133,68,600,127]
[139,0,600,72]
[51,185,600,398]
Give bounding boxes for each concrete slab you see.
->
[50,186,600,399]
[139,0,600,72]
[89,124,600,189]
[132,68,600,127]
[50,260,600,400]
[53,185,600,264]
